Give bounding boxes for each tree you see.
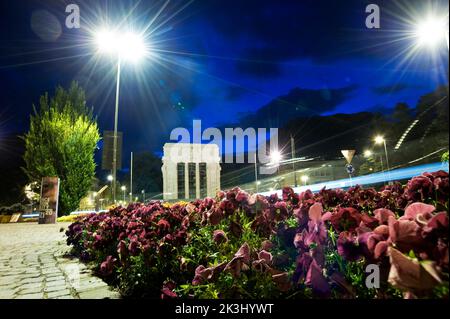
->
[22,82,100,215]
[126,152,162,197]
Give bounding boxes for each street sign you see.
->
[346,163,355,175]
[341,150,356,164]
[38,177,60,224]
[102,130,123,170]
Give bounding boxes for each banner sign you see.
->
[341,150,356,164]
[38,177,60,224]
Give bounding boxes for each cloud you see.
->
[235,59,281,77]
[234,85,358,128]
[372,83,411,95]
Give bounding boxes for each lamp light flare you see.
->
[95,29,147,62]
[270,151,282,164]
[374,135,385,145]
[364,150,373,158]
[414,16,448,48]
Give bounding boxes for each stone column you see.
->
[195,162,200,199]
[184,162,189,200]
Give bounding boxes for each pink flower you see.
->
[261,240,274,251]
[374,208,395,225]
[224,243,251,277]
[387,247,442,295]
[192,265,213,286]
[401,202,435,221]
[258,250,273,263]
[236,190,249,203]
[388,216,422,252]
[100,256,116,276]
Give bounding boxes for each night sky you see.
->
[0,0,448,164]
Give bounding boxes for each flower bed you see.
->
[66,171,449,299]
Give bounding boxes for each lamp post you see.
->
[291,135,298,187]
[95,29,146,203]
[254,153,258,193]
[374,135,391,183]
[121,185,126,203]
[107,174,113,204]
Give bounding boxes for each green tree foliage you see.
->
[22,82,100,215]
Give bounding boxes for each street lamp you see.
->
[95,28,147,204]
[300,175,309,186]
[141,189,146,203]
[364,150,373,158]
[270,150,282,174]
[413,15,449,50]
[374,135,391,182]
[121,185,126,203]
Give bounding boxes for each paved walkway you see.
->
[0,222,120,299]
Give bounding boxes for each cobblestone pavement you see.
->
[0,222,120,299]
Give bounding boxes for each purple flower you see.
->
[100,256,116,276]
[405,175,433,202]
[213,229,228,244]
[330,207,361,232]
[207,208,224,225]
[305,259,330,296]
[161,281,177,299]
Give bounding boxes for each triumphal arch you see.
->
[162,143,221,200]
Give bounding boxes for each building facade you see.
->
[162,143,221,200]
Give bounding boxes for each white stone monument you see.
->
[162,143,221,200]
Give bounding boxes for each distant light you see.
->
[301,175,309,182]
[93,192,98,198]
[374,135,385,145]
[256,181,261,185]
[414,16,448,48]
[121,186,126,191]
[364,150,373,158]
[270,151,282,164]
[107,175,113,182]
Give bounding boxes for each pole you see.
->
[254,153,258,193]
[291,135,297,187]
[130,152,133,202]
[380,154,386,186]
[112,57,122,204]
[383,140,392,183]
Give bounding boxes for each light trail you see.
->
[260,161,449,197]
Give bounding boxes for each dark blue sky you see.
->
[0,0,448,160]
